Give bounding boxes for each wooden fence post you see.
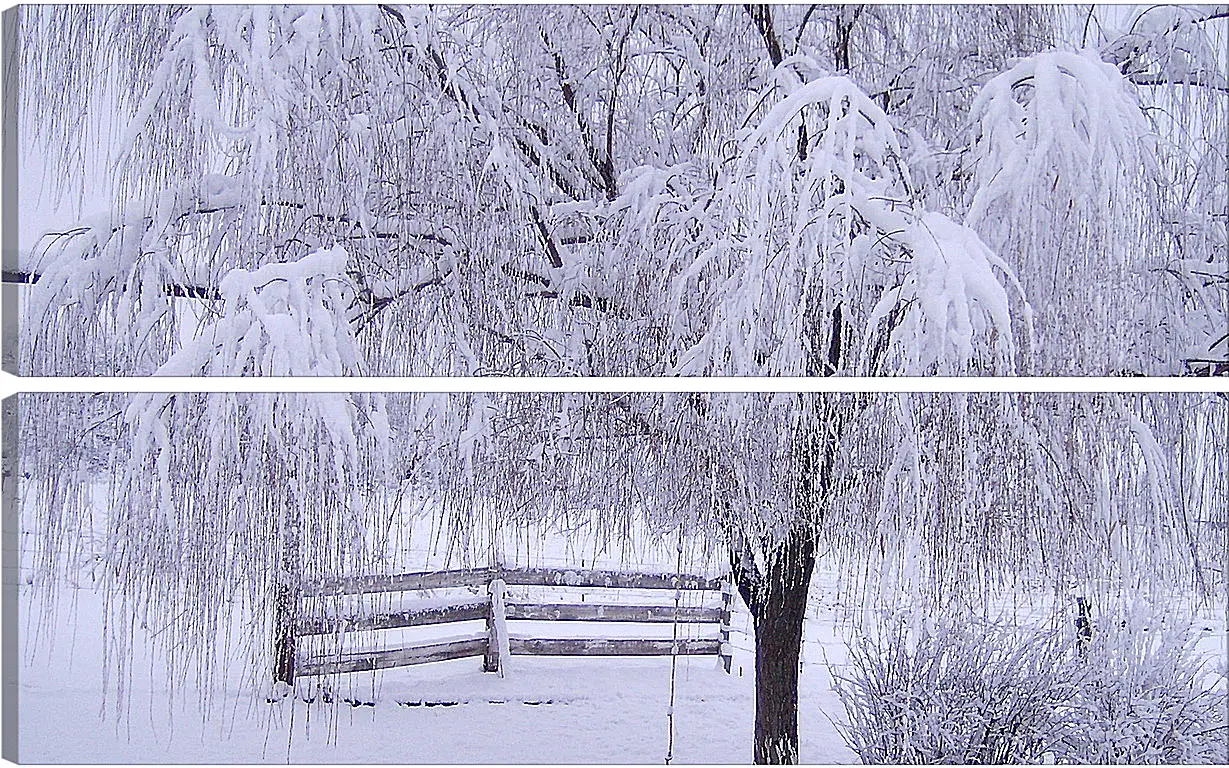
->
[484,575,507,675]
[719,575,733,673]
[273,583,297,686]
[273,506,300,688]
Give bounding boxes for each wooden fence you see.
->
[282,566,734,681]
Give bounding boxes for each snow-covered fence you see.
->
[287,567,733,679]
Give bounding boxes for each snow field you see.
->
[15,578,857,763]
[13,498,1226,763]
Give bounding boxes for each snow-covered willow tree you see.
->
[9,4,1228,764]
[439,389,1226,762]
[11,4,1227,376]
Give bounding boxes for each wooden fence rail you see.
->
[504,603,722,623]
[298,637,489,676]
[295,600,489,636]
[283,566,734,682]
[300,568,493,596]
[298,567,725,596]
[508,638,723,657]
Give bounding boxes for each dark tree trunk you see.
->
[745,5,784,68]
[833,5,864,73]
[1075,595,1093,656]
[733,523,819,764]
[272,577,297,685]
[728,395,844,763]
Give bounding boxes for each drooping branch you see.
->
[1128,73,1229,92]
[3,269,222,301]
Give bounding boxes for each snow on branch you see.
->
[965,49,1170,375]
[967,50,1152,228]
[154,246,366,377]
[858,212,1019,374]
[669,76,1018,376]
[16,5,1222,379]
[1104,5,1229,93]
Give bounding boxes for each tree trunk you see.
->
[729,396,842,763]
[272,583,297,686]
[1075,595,1093,656]
[734,523,818,764]
[752,589,808,763]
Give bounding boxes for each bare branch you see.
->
[744,4,784,67]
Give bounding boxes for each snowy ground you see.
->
[14,578,857,764]
[16,571,1227,764]
[12,502,1227,764]
[12,504,862,764]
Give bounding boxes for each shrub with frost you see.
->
[1053,618,1229,764]
[833,611,1228,764]
[832,617,1078,763]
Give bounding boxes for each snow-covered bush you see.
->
[833,613,1228,764]
[1053,620,1229,764]
[832,617,1078,763]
